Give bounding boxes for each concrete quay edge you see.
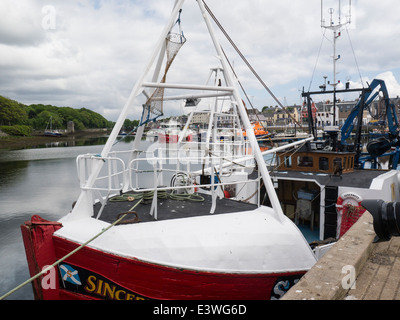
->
[282,212,376,300]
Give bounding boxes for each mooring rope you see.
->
[0,198,144,300]
[0,187,206,300]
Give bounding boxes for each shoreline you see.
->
[0,130,110,150]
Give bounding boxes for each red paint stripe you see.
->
[53,236,305,300]
[21,216,306,300]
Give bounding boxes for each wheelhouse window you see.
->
[298,156,313,168]
[319,157,329,171]
[333,158,342,171]
[284,156,292,168]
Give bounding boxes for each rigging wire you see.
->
[345,25,365,88]
[221,47,275,146]
[202,0,303,129]
[308,28,327,92]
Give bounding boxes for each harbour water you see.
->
[0,140,112,300]
[0,137,208,299]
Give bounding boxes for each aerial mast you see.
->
[321,0,352,126]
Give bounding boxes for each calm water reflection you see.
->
[0,142,108,299]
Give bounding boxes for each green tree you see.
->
[123,119,140,131]
[35,111,63,130]
[0,95,116,134]
[0,96,28,125]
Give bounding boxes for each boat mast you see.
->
[69,0,285,222]
[67,0,186,220]
[197,0,285,222]
[321,0,351,126]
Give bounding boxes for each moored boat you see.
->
[157,119,193,143]
[266,0,400,245]
[243,122,270,140]
[19,0,317,300]
[44,117,63,137]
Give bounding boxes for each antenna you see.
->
[320,0,352,126]
[321,0,352,28]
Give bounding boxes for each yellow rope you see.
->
[0,199,144,300]
[1,189,205,300]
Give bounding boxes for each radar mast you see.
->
[321,0,352,125]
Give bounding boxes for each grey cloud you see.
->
[0,0,400,122]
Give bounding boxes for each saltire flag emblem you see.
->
[59,264,82,285]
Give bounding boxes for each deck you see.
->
[270,168,387,189]
[93,191,258,224]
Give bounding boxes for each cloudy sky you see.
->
[1,0,400,121]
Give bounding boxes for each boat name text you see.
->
[84,275,146,300]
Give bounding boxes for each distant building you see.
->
[149,96,400,130]
[260,105,300,127]
[67,121,75,133]
[190,112,210,126]
[300,102,317,126]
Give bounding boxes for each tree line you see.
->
[0,95,116,136]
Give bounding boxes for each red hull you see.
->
[21,216,305,300]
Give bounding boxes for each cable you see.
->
[0,198,144,300]
[308,28,327,92]
[202,0,303,129]
[221,47,275,147]
[345,25,365,88]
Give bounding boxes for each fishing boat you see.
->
[269,138,400,243]
[157,119,193,143]
[144,127,161,142]
[265,1,400,244]
[243,122,270,140]
[19,1,317,300]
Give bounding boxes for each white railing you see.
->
[76,153,126,193]
[75,138,311,199]
[75,143,260,219]
[128,155,256,191]
[73,136,313,222]
[127,153,260,219]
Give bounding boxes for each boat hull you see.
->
[158,133,193,143]
[21,216,305,300]
[44,131,62,137]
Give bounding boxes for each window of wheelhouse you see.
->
[319,157,329,171]
[333,158,342,171]
[298,156,313,168]
[284,155,292,168]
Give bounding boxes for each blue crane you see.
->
[340,79,400,169]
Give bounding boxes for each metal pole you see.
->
[196,0,285,222]
[68,0,186,220]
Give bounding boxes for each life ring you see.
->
[336,192,366,237]
[336,192,363,211]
